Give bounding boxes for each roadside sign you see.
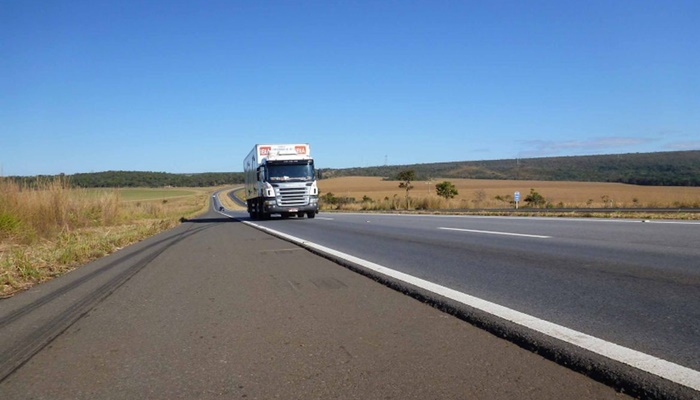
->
[514,191,520,209]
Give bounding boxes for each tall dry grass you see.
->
[0,177,120,244]
[0,177,208,297]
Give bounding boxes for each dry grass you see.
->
[318,176,700,210]
[0,178,212,297]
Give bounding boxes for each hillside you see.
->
[319,150,700,186]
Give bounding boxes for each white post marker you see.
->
[514,191,520,209]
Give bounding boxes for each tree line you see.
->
[7,171,244,188]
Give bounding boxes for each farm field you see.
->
[318,176,700,209]
[116,188,199,201]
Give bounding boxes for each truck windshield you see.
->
[266,161,315,182]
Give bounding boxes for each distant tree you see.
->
[397,170,415,208]
[524,188,546,208]
[436,181,458,199]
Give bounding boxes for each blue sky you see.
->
[2,1,699,176]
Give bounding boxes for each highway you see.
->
[221,203,700,397]
[2,201,631,400]
[0,193,697,399]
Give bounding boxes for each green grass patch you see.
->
[117,188,197,201]
[0,212,22,236]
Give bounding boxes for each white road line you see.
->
[645,220,700,225]
[315,217,335,220]
[241,219,700,392]
[439,227,552,239]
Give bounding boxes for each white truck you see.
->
[244,144,319,220]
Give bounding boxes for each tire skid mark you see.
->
[0,222,212,383]
[0,227,198,328]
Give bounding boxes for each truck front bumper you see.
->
[262,198,318,214]
[264,204,318,214]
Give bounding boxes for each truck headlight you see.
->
[264,182,275,197]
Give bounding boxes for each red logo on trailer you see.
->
[259,146,271,156]
[295,146,307,154]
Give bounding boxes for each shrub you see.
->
[495,194,513,206]
[436,181,458,199]
[524,189,546,208]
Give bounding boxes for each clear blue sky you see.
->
[2,0,699,176]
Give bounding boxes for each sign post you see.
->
[514,191,520,209]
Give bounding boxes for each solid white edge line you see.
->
[241,219,700,391]
[438,227,552,239]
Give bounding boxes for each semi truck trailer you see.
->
[244,144,319,220]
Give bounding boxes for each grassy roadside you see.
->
[0,178,215,298]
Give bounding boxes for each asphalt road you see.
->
[0,204,630,399]
[221,204,700,398]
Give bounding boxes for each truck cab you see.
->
[244,144,319,220]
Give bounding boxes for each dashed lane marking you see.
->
[438,227,552,239]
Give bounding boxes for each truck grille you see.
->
[278,187,308,206]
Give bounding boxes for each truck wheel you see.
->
[307,211,316,219]
[247,200,257,220]
[256,199,265,220]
